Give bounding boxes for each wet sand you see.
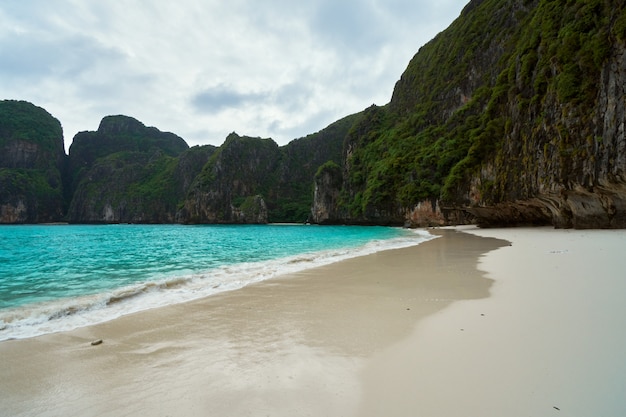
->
[2,227,624,416]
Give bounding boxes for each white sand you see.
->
[360,226,626,416]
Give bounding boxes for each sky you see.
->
[1,0,468,152]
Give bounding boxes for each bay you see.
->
[0,224,433,340]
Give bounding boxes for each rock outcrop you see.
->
[1,102,349,224]
[311,161,343,224]
[453,1,626,228]
[176,133,280,224]
[177,115,352,224]
[67,145,220,224]
[310,0,626,229]
[66,116,203,223]
[0,100,66,223]
[67,115,188,193]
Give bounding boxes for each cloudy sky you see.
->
[2,0,468,152]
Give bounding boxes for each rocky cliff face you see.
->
[67,150,207,223]
[310,0,531,226]
[1,101,347,224]
[274,114,354,222]
[178,115,351,224]
[68,115,188,193]
[311,0,626,229]
[67,113,349,224]
[311,161,343,224]
[0,100,66,223]
[455,0,626,228]
[177,133,279,224]
[67,116,202,223]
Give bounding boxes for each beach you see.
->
[1,227,625,416]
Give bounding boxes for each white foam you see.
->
[0,229,436,341]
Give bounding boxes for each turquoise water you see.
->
[0,224,432,340]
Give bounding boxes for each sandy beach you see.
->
[1,227,625,416]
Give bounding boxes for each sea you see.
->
[0,223,434,341]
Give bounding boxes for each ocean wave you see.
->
[0,229,436,341]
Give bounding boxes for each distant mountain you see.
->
[0,102,350,224]
[65,115,211,223]
[4,0,626,228]
[0,100,66,223]
[177,114,353,223]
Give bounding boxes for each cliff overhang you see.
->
[455,180,626,229]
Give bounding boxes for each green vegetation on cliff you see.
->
[1,100,349,224]
[70,115,188,165]
[0,100,66,222]
[67,115,189,198]
[274,113,354,221]
[0,101,64,162]
[180,113,352,224]
[7,0,626,227]
[335,0,534,223]
[322,0,626,227]
[67,117,216,223]
[68,151,179,222]
[473,0,619,204]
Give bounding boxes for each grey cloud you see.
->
[311,1,385,51]
[1,1,112,70]
[309,0,460,54]
[0,0,468,150]
[191,85,270,113]
[278,108,339,140]
[270,82,314,109]
[222,0,389,54]
[0,19,128,84]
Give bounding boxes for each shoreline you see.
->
[0,229,505,416]
[2,227,624,416]
[0,225,431,342]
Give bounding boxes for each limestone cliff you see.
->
[274,113,354,221]
[67,146,214,223]
[67,115,188,194]
[178,115,352,224]
[450,0,626,228]
[1,102,347,224]
[67,116,205,223]
[177,133,279,224]
[311,161,343,224]
[0,100,66,223]
[310,0,626,229]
